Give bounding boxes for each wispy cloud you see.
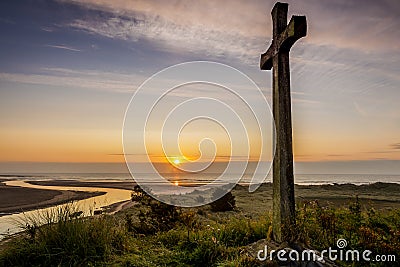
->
[327,154,346,157]
[391,143,400,150]
[0,68,143,93]
[41,26,55,32]
[363,151,391,154]
[353,101,368,117]
[69,15,263,64]
[292,98,320,105]
[63,0,400,63]
[45,44,82,52]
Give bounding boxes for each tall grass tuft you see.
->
[0,202,128,267]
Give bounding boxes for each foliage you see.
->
[137,199,181,234]
[210,189,236,212]
[151,215,270,266]
[2,192,400,267]
[0,203,127,267]
[131,184,149,202]
[296,197,400,266]
[119,198,399,266]
[129,185,181,234]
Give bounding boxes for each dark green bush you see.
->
[210,190,236,212]
[129,185,181,234]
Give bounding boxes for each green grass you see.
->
[108,213,271,267]
[1,194,400,266]
[296,197,400,257]
[111,200,400,267]
[0,203,128,267]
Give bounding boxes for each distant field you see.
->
[233,182,400,216]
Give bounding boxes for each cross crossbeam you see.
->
[260,15,306,70]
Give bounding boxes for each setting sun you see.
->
[174,181,179,186]
[173,159,180,165]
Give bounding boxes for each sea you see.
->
[2,173,400,186]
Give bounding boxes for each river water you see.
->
[0,180,132,240]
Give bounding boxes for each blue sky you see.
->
[0,0,399,174]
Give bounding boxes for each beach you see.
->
[2,177,400,217]
[0,179,106,215]
[27,179,135,190]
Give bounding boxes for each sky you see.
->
[0,0,399,174]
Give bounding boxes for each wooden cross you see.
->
[260,2,306,242]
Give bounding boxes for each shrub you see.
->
[129,187,181,234]
[210,189,236,212]
[143,199,180,232]
[295,198,400,266]
[131,185,150,202]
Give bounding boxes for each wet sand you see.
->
[28,180,135,190]
[0,181,105,215]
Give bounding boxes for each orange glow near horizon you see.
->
[0,128,123,163]
[1,126,400,164]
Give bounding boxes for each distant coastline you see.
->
[3,177,400,214]
[1,173,400,186]
[1,175,400,218]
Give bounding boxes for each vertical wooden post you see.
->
[260,2,307,242]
